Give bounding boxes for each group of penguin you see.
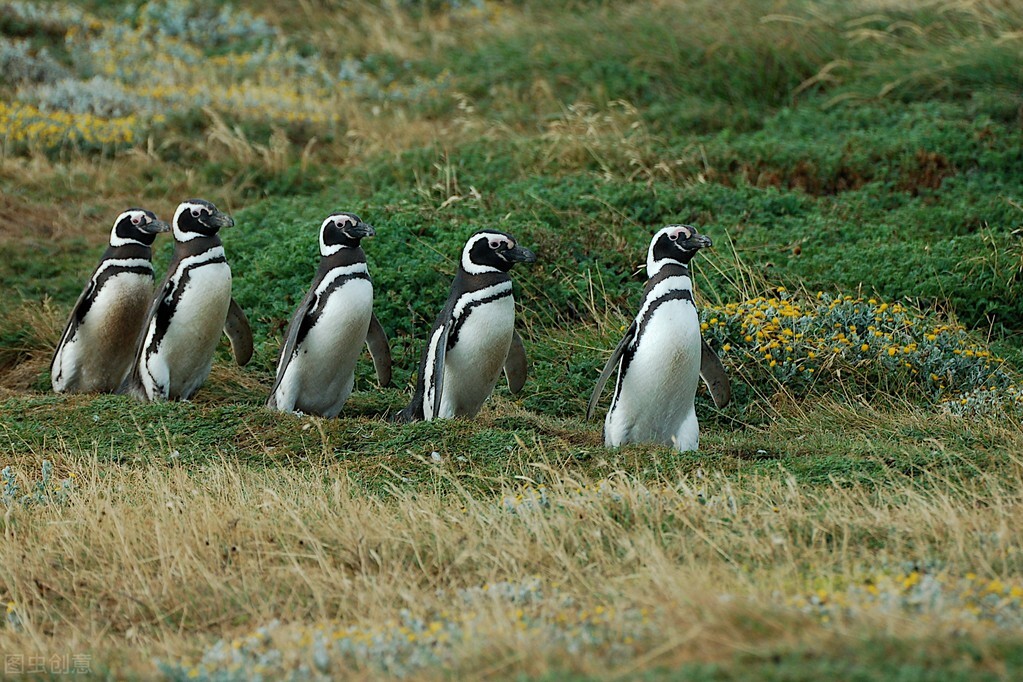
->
[49,200,731,452]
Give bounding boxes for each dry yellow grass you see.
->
[3,439,1023,677]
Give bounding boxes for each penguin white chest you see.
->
[440,294,515,418]
[278,277,373,416]
[157,260,232,399]
[606,297,702,451]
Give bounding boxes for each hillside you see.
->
[2,1,1023,679]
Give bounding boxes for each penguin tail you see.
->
[116,370,149,403]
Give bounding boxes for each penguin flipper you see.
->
[51,271,100,390]
[225,297,254,366]
[699,337,731,408]
[586,321,636,421]
[504,329,527,395]
[429,323,449,419]
[118,369,150,402]
[366,313,393,388]
[267,286,319,407]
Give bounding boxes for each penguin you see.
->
[395,230,536,422]
[267,212,392,417]
[51,208,170,393]
[124,199,253,402]
[586,225,731,452]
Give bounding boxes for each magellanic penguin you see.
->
[51,209,170,393]
[123,199,253,402]
[395,230,536,422]
[586,225,730,452]
[267,212,392,417]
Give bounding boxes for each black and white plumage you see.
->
[395,230,536,422]
[51,209,170,393]
[123,199,253,402]
[267,212,392,417]
[587,225,730,452]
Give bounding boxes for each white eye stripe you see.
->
[321,215,356,232]
[666,226,694,241]
[488,236,515,249]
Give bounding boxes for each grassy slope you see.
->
[2,0,1023,679]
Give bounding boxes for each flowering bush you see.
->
[0,0,464,153]
[1,2,334,151]
[0,100,139,149]
[796,570,1023,631]
[159,577,648,680]
[699,291,1018,415]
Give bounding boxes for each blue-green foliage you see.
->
[1,460,72,507]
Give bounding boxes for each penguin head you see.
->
[110,208,170,247]
[461,230,537,275]
[320,212,374,256]
[173,199,234,241]
[647,224,712,275]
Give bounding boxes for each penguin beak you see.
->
[507,245,537,264]
[683,234,712,250]
[204,211,235,229]
[143,219,171,234]
[350,221,375,239]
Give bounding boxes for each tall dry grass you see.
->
[2,437,1023,677]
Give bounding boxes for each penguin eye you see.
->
[669,232,679,241]
[131,216,141,225]
[191,209,201,218]
[489,240,502,250]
